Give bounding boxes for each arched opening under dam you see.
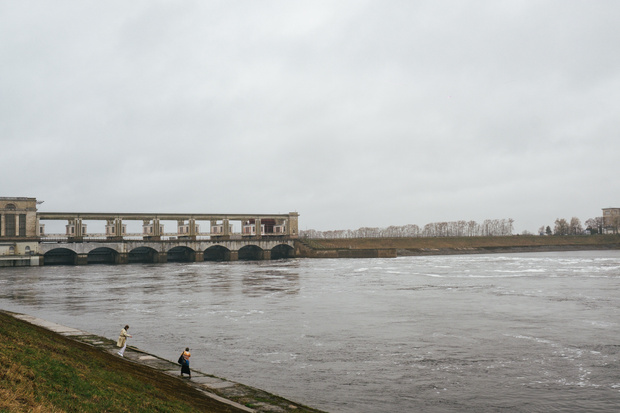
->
[88,247,118,265]
[43,248,77,265]
[167,246,195,263]
[271,244,295,260]
[204,245,231,261]
[128,247,158,264]
[238,245,263,261]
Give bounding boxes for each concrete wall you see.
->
[294,240,397,258]
[0,241,41,267]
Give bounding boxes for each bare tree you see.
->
[554,218,570,236]
[595,217,604,234]
[584,217,604,235]
[301,218,516,238]
[569,217,583,235]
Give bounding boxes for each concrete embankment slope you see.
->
[2,311,325,413]
[296,234,620,258]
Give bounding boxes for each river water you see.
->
[1,251,620,412]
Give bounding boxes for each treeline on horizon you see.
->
[543,216,606,236]
[300,218,515,239]
[301,215,615,239]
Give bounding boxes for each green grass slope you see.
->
[0,312,240,413]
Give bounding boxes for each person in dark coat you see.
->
[180,347,191,378]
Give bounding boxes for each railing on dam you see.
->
[39,233,254,242]
[37,212,300,241]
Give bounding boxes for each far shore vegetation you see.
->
[300,234,620,252]
[300,215,618,238]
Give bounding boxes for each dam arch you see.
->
[271,244,295,260]
[43,248,77,265]
[88,247,118,265]
[167,246,196,262]
[36,239,295,265]
[238,245,264,261]
[128,246,159,264]
[204,245,231,261]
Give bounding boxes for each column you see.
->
[255,218,262,238]
[194,251,204,262]
[288,212,299,238]
[106,219,122,240]
[152,218,162,240]
[0,214,4,237]
[142,219,151,239]
[177,220,185,237]
[143,218,162,240]
[223,219,230,239]
[262,250,271,260]
[69,218,84,242]
[153,218,161,237]
[188,218,197,240]
[115,218,124,239]
[76,218,83,238]
[228,251,239,261]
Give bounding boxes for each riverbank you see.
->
[0,311,325,413]
[296,234,620,258]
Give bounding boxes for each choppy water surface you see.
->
[2,251,620,412]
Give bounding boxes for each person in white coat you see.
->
[116,325,132,357]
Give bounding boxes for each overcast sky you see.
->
[2,1,619,234]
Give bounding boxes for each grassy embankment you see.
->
[299,234,620,257]
[0,312,238,413]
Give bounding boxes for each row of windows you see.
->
[0,213,27,236]
[2,246,32,255]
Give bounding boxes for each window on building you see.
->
[19,214,26,236]
[5,214,15,236]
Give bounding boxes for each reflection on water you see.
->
[1,252,620,412]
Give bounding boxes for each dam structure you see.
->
[0,197,299,266]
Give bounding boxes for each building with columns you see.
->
[0,197,41,266]
[0,197,39,238]
[1,196,300,266]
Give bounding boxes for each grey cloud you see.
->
[1,1,619,234]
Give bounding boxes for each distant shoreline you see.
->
[296,234,620,258]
